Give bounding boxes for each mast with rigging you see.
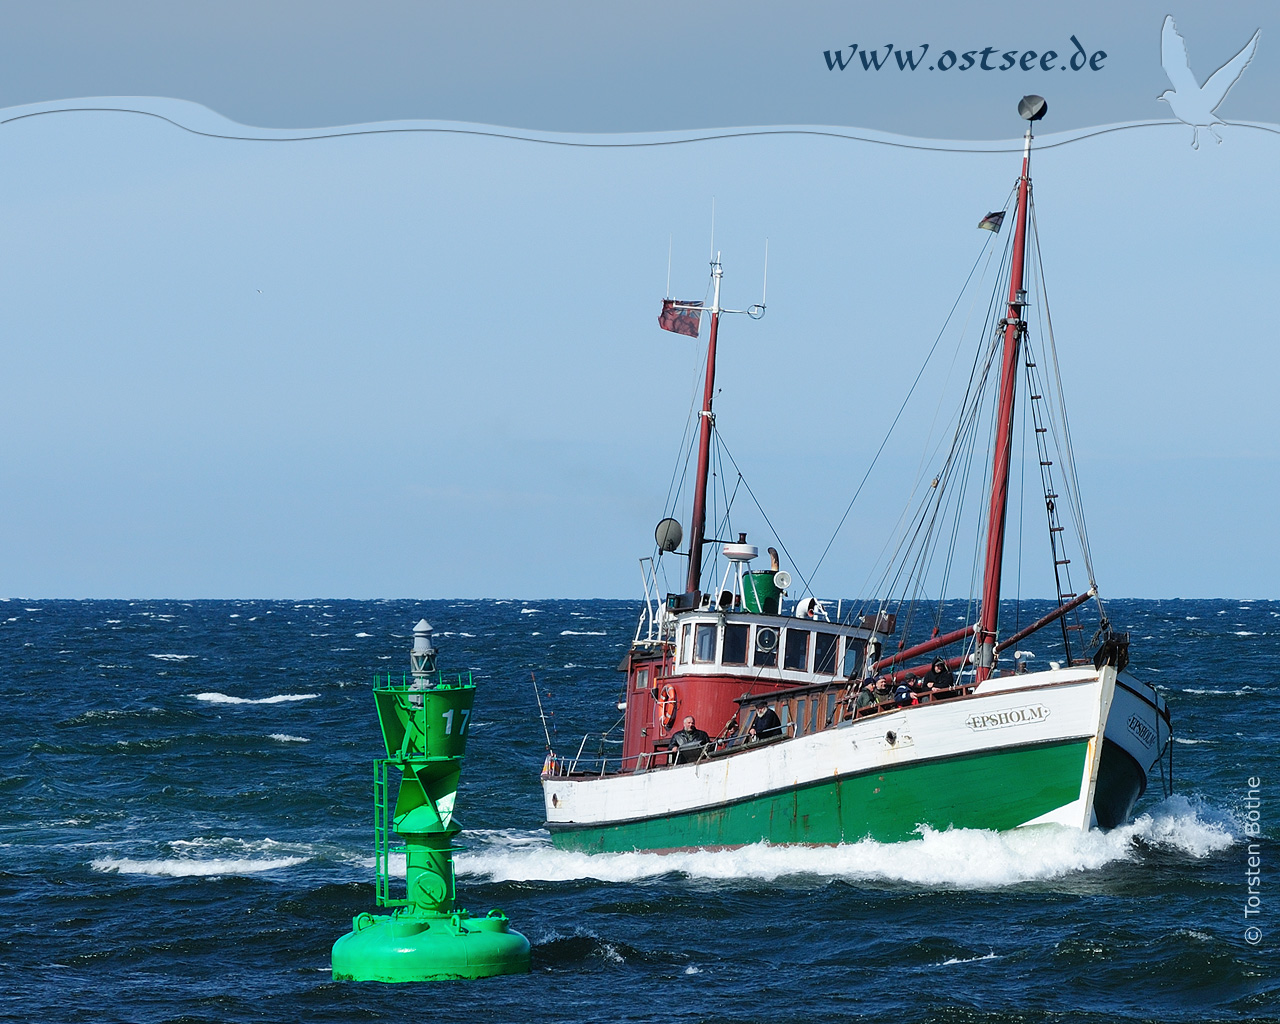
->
[977,95,1046,682]
[685,255,724,595]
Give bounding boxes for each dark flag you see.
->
[658,299,703,338]
[978,211,1006,233]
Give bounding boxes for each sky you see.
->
[0,5,1277,599]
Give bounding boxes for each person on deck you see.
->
[874,676,895,707]
[920,657,956,697]
[854,679,880,716]
[670,715,710,764]
[747,705,783,741]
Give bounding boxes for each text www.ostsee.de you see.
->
[824,36,1107,73]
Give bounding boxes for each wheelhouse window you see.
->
[843,638,867,678]
[814,632,840,675]
[634,666,650,691]
[722,623,749,665]
[679,624,691,664]
[783,629,810,672]
[693,622,717,663]
[753,626,779,667]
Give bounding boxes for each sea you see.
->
[2,597,1276,1023]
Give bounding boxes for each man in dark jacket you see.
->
[671,715,710,763]
[747,705,783,741]
[920,657,956,695]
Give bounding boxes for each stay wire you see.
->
[805,226,1007,597]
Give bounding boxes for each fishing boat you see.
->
[541,97,1173,853]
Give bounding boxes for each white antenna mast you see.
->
[762,238,769,307]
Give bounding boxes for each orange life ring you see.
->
[658,684,677,729]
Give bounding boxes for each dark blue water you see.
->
[2,598,1276,1022]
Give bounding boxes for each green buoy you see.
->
[331,619,531,982]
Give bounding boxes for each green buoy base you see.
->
[332,908,531,983]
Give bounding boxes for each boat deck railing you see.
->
[545,681,980,780]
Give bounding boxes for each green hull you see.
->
[548,739,1089,852]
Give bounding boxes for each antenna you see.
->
[530,672,553,750]
[747,238,769,320]
[761,238,769,306]
[666,234,672,299]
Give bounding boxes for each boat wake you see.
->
[92,855,308,877]
[191,692,319,704]
[89,836,318,877]
[455,796,1234,889]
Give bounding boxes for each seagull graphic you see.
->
[1158,15,1260,149]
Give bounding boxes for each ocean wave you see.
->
[150,654,197,662]
[91,856,307,877]
[1180,687,1256,696]
[939,952,1000,965]
[192,692,319,705]
[267,734,310,743]
[560,630,607,636]
[91,835,320,877]
[453,798,1234,889]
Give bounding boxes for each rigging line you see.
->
[659,263,718,521]
[805,231,1005,597]
[858,315,1002,622]
[896,272,1009,591]
[848,203,1017,617]
[904,184,1019,499]
[715,431,815,600]
[659,326,711,519]
[1016,362,1028,635]
[933,227,1018,613]
[0,105,1185,153]
[1029,200,1101,605]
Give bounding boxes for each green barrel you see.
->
[331,664,531,982]
[743,571,782,614]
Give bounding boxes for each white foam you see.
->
[1174,738,1212,745]
[355,632,373,637]
[455,799,1234,889]
[940,952,999,965]
[1235,631,1261,637]
[561,630,607,636]
[150,654,197,662]
[521,608,541,614]
[91,856,307,877]
[268,734,310,743]
[192,692,319,704]
[1181,687,1255,696]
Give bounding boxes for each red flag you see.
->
[658,299,703,337]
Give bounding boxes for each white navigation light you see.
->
[773,570,792,591]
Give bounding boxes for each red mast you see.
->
[686,255,724,595]
[976,97,1045,682]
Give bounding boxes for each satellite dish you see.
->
[1018,95,1048,121]
[773,570,791,591]
[655,518,684,552]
